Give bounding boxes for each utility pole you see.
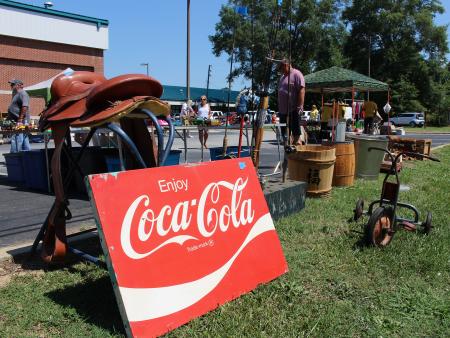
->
[186,0,190,102]
[368,36,371,78]
[251,0,255,113]
[206,64,212,98]
[367,35,371,100]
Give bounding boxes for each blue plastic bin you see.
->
[163,150,182,166]
[105,155,121,172]
[104,150,182,171]
[22,150,48,191]
[4,153,25,183]
[209,146,251,161]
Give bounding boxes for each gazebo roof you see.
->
[304,66,389,93]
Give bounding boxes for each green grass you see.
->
[404,125,450,133]
[1,146,449,337]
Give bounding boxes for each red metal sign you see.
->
[87,158,288,337]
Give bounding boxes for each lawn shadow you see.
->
[11,234,104,272]
[352,236,369,250]
[2,233,122,335]
[347,221,368,250]
[45,273,125,335]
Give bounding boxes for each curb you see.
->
[431,144,449,151]
[405,132,450,135]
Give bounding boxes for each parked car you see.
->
[301,110,311,121]
[389,112,425,127]
[226,112,239,124]
[244,110,274,124]
[171,112,181,121]
[211,111,224,120]
[210,111,237,125]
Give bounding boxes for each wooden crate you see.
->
[388,136,416,153]
[388,136,432,160]
[415,139,432,158]
[381,153,402,173]
[380,160,402,173]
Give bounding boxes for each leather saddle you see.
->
[41,72,170,129]
[39,71,170,263]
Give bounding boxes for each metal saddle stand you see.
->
[29,72,174,266]
[29,112,174,267]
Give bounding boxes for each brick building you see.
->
[0,0,108,116]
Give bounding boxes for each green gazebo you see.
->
[304,66,389,93]
[304,66,390,136]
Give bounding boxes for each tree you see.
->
[426,61,450,125]
[342,0,449,119]
[209,0,347,93]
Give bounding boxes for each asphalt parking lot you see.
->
[0,128,449,256]
[0,128,285,254]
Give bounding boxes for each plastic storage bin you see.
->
[103,149,182,171]
[105,155,121,172]
[209,146,251,161]
[22,150,48,191]
[163,150,182,166]
[3,152,25,183]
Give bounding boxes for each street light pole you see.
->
[140,62,149,76]
[206,64,211,98]
[186,0,191,102]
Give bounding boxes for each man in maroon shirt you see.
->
[277,58,305,145]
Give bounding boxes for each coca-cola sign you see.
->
[87,158,288,337]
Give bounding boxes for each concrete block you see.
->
[263,179,307,220]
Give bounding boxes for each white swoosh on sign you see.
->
[132,235,199,259]
[119,213,275,322]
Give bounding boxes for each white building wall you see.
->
[0,6,108,49]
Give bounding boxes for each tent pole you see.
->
[332,100,335,142]
[351,87,355,129]
[321,89,324,135]
[321,90,324,112]
[387,87,391,135]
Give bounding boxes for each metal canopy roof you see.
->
[1,78,238,107]
[304,66,389,93]
[161,85,239,104]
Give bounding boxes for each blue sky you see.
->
[23,0,450,90]
[31,0,242,90]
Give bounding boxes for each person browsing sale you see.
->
[7,79,31,152]
[277,58,305,145]
[197,95,211,149]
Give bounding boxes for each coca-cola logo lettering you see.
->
[121,177,255,259]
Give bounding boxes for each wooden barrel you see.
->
[287,145,336,197]
[322,141,355,187]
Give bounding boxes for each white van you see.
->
[390,112,425,127]
[211,111,224,120]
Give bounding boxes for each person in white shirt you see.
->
[180,101,194,138]
[197,95,211,148]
